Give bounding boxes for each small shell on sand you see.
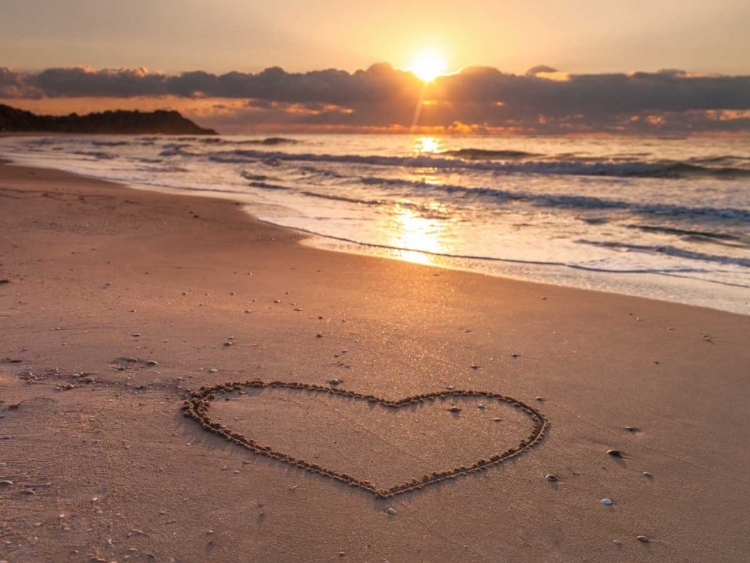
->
[329,379,341,386]
[643,471,653,478]
[613,540,622,546]
[146,360,158,366]
[0,480,13,487]
[208,369,218,374]
[601,498,613,506]
[477,403,485,409]
[636,535,650,543]
[471,364,479,369]
[386,507,397,515]
[544,474,557,482]
[606,449,623,458]
[448,406,462,413]
[131,333,141,337]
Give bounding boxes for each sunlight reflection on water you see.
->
[412,136,442,155]
[385,204,446,265]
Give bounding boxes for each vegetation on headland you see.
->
[0,104,217,135]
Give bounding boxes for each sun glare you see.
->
[409,49,448,82]
[386,204,445,265]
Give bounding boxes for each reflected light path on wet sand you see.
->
[383,203,447,266]
[380,136,453,265]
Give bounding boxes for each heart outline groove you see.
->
[182,379,550,498]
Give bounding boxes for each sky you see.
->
[1,0,750,134]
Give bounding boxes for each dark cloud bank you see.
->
[2,64,750,134]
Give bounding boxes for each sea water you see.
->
[1,134,748,314]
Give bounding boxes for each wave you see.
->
[270,223,745,281]
[71,150,117,160]
[440,148,537,160]
[688,155,750,165]
[577,240,750,268]
[240,174,750,223]
[200,137,300,146]
[159,143,203,157]
[356,175,750,221]
[89,140,131,147]
[240,171,272,182]
[627,162,750,179]
[204,148,750,180]
[626,224,747,244]
[299,165,346,178]
[244,179,450,218]
[246,180,291,191]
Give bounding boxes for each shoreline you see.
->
[2,151,748,316]
[1,161,749,562]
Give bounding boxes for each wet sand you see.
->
[1,162,749,562]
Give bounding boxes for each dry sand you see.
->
[1,162,749,563]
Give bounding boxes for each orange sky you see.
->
[2,0,749,75]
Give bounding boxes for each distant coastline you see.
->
[0,104,216,135]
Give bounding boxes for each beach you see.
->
[1,161,749,562]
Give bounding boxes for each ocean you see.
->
[1,134,748,314]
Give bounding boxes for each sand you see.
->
[1,161,749,563]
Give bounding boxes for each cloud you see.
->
[525,65,559,76]
[2,64,750,134]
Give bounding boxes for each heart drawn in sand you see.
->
[182,380,550,498]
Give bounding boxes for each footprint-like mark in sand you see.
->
[183,380,549,498]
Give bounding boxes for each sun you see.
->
[409,49,448,82]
